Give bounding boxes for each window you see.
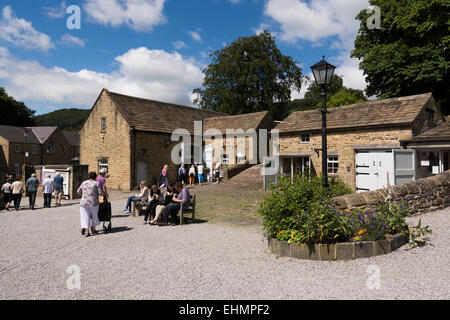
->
[101,118,107,133]
[32,145,40,155]
[15,144,20,153]
[300,134,310,143]
[221,154,229,165]
[62,145,66,153]
[98,159,108,173]
[327,156,339,175]
[46,143,54,154]
[14,163,21,175]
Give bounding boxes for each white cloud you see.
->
[0,6,54,52]
[84,0,167,32]
[264,0,368,46]
[263,0,369,92]
[0,46,203,107]
[188,30,202,43]
[173,41,187,49]
[60,34,86,47]
[43,0,66,19]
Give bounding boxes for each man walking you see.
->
[42,175,54,208]
[26,174,39,210]
[53,173,64,206]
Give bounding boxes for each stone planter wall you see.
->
[268,234,408,261]
[332,170,450,214]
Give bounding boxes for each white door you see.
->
[203,144,213,181]
[356,150,394,192]
[136,162,147,184]
[394,149,415,185]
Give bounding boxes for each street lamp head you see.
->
[310,56,336,86]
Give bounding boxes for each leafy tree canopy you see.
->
[351,0,450,115]
[34,108,90,131]
[288,75,367,116]
[193,31,303,120]
[0,87,35,126]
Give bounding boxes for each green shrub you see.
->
[258,173,428,245]
[258,173,354,244]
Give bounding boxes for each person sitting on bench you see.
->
[149,184,178,225]
[158,182,190,226]
[143,185,162,224]
[122,181,149,214]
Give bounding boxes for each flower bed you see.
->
[259,174,431,260]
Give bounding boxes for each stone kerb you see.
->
[332,170,450,214]
[268,234,408,261]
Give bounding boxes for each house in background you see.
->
[274,93,446,192]
[404,120,450,179]
[62,130,81,160]
[0,125,79,177]
[203,111,275,170]
[79,89,225,190]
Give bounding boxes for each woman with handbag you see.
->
[77,172,102,237]
[11,176,24,211]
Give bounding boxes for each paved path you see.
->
[0,199,449,300]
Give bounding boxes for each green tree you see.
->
[327,88,366,108]
[288,75,366,114]
[34,108,90,131]
[193,31,303,119]
[351,0,450,115]
[0,87,35,126]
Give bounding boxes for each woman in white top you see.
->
[1,178,12,211]
[11,177,24,211]
[122,181,149,214]
[188,165,196,185]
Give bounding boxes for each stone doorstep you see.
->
[269,234,408,261]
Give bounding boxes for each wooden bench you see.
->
[132,198,149,217]
[179,195,196,225]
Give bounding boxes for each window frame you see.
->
[101,117,107,133]
[98,158,109,173]
[15,144,20,153]
[300,133,311,143]
[327,156,339,175]
[32,144,40,155]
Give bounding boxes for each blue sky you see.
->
[0,0,370,115]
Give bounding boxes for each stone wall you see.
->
[79,90,132,190]
[332,170,450,214]
[278,127,413,189]
[223,162,254,180]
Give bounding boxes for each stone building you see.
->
[0,125,78,178]
[79,89,224,190]
[203,111,275,170]
[274,93,446,191]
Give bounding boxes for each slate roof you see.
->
[276,93,434,134]
[27,127,58,144]
[105,90,225,133]
[411,120,450,142]
[63,130,80,146]
[203,111,271,132]
[0,125,40,143]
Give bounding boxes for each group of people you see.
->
[177,163,206,186]
[1,172,65,211]
[123,181,190,226]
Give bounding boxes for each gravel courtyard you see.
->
[0,192,449,300]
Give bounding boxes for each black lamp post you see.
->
[310,56,336,188]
